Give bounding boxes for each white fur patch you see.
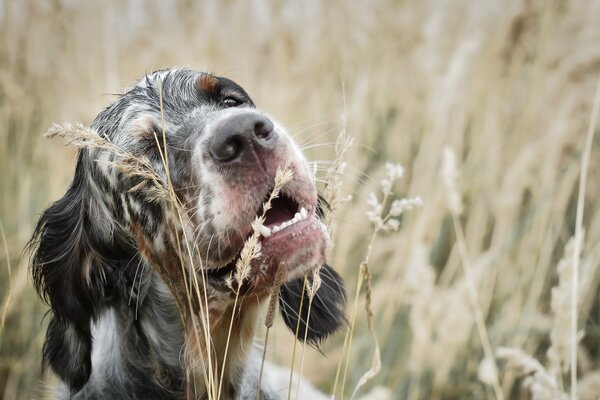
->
[89,309,123,387]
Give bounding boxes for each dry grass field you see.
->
[1,1,600,399]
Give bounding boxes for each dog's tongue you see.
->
[264,205,292,227]
[263,196,297,227]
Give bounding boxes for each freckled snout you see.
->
[209,112,277,163]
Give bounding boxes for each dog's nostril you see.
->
[254,119,274,139]
[211,135,244,162]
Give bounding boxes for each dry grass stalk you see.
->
[45,123,171,202]
[286,277,307,400]
[0,220,11,350]
[290,102,353,398]
[497,347,568,400]
[293,273,321,398]
[441,146,504,400]
[257,263,287,399]
[218,164,293,400]
[568,76,600,400]
[293,273,323,399]
[548,236,584,386]
[321,85,354,233]
[333,162,422,399]
[321,145,353,232]
[230,163,293,288]
[154,80,219,396]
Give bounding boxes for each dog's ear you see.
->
[279,263,346,346]
[29,151,129,392]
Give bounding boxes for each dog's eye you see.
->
[222,97,243,108]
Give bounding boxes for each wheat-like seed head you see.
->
[366,163,422,233]
[547,231,590,385]
[441,146,463,216]
[230,163,294,287]
[497,347,568,400]
[45,123,171,203]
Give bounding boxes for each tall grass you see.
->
[1,1,600,399]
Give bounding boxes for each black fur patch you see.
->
[44,318,92,393]
[279,263,347,346]
[28,151,138,391]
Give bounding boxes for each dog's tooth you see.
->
[294,212,301,220]
[272,226,280,233]
[257,224,271,238]
[300,207,308,218]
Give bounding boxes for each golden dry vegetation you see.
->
[1,1,600,399]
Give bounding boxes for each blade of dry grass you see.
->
[442,147,504,400]
[257,264,287,399]
[294,280,316,400]
[218,164,293,400]
[0,220,11,351]
[569,76,600,400]
[286,277,307,400]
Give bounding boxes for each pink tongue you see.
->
[264,205,293,227]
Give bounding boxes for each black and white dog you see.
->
[29,69,346,399]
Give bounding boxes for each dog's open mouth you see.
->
[205,192,326,292]
[257,194,309,239]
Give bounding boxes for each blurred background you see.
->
[1,1,600,399]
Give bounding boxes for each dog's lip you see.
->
[203,209,324,290]
[257,210,324,269]
[257,207,315,242]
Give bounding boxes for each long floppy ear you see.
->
[279,263,346,346]
[28,151,131,392]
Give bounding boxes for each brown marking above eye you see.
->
[195,73,219,95]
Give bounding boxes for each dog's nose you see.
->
[210,113,276,162]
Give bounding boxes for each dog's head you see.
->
[29,69,346,391]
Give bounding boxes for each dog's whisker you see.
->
[288,120,337,139]
[294,125,339,147]
[299,141,339,151]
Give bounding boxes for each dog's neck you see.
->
[184,300,260,399]
[79,270,261,400]
[140,255,264,400]
[125,224,270,399]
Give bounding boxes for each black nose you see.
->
[209,113,276,162]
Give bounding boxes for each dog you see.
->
[29,68,346,399]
